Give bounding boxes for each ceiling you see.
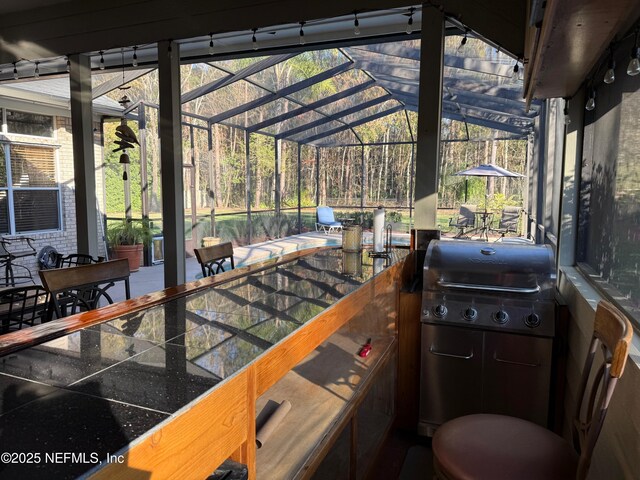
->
[525,0,640,100]
[1,0,637,101]
[0,0,525,66]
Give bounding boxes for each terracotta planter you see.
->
[110,244,143,272]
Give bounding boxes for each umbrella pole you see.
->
[485,177,489,213]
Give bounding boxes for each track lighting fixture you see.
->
[208,35,214,56]
[563,99,571,125]
[13,62,18,80]
[604,47,616,84]
[252,28,258,50]
[354,13,360,36]
[628,29,640,76]
[99,51,105,70]
[132,46,139,67]
[585,88,596,111]
[34,62,40,78]
[457,32,468,53]
[406,7,415,34]
[299,22,305,45]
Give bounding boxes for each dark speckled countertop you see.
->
[0,247,405,479]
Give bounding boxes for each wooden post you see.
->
[414,8,444,229]
[69,53,99,257]
[158,40,185,287]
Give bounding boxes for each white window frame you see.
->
[0,142,63,235]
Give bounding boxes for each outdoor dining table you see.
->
[474,211,494,241]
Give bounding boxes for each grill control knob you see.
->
[493,310,509,324]
[463,308,478,321]
[525,313,541,328]
[433,304,448,318]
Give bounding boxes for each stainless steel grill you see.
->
[421,240,556,337]
[418,240,557,436]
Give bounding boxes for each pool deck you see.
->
[117,231,345,302]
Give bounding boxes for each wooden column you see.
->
[414,8,444,229]
[69,53,99,257]
[158,40,185,287]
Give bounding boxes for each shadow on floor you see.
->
[368,428,435,480]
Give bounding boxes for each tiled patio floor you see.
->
[113,231,345,302]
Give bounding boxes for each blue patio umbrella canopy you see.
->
[453,164,524,209]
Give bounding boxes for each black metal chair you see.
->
[448,204,476,238]
[0,285,50,334]
[55,253,105,268]
[0,236,37,287]
[194,242,235,278]
[39,258,130,319]
[493,206,521,237]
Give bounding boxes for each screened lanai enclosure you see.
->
[95,14,538,251]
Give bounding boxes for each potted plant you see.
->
[107,219,150,272]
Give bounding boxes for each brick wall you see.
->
[6,115,107,280]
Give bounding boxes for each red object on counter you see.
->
[358,338,372,358]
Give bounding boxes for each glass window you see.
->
[6,110,54,137]
[13,190,60,232]
[0,144,61,233]
[577,47,640,324]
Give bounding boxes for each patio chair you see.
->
[55,253,105,268]
[0,285,50,334]
[194,242,235,278]
[448,204,476,238]
[433,300,633,480]
[0,236,37,287]
[39,258,130,319]
[315,206,343,234]
[493,206,521,237]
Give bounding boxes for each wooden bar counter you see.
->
[0,247,408,479]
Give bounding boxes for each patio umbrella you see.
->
[453,163,524,212]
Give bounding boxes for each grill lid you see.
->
[424,240,555,295]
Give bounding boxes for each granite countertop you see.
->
[0,247,406,478]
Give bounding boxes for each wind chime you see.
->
[112,50,139,181]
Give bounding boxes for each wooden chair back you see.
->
[194,242,235,278]
[572,300,633,479]
[0,286,50,333]
[39,258,130,319]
